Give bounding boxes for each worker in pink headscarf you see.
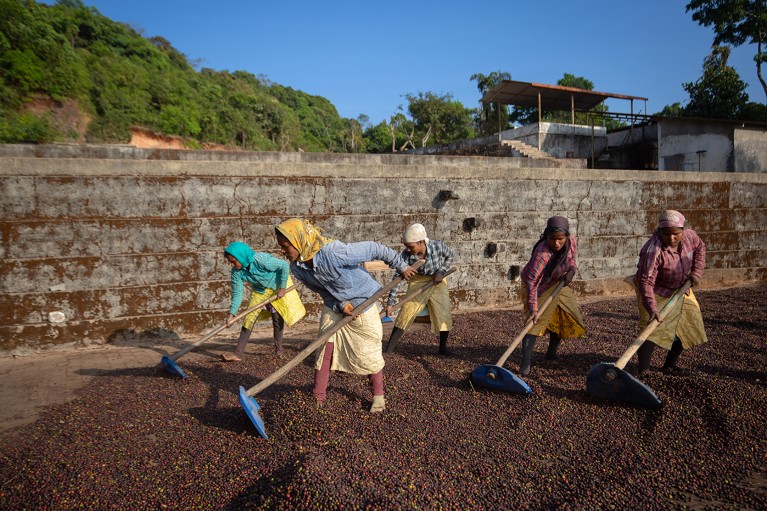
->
[632,209,708,376]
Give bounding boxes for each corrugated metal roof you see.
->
[481,80,647,110]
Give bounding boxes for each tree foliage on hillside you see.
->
[362,94,475,153]
[0,0,351,150]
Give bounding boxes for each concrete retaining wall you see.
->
[734,128,767,173]
[2,145,766,355]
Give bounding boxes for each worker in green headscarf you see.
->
[222,241,305,361]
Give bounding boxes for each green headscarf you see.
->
[224,241,254,267]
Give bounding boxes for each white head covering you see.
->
[403,223,429,244]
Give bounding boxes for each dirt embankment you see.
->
[23,96,233,150]
[129,127,233,150]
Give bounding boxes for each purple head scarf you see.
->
[547,215,570,233]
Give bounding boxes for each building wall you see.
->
[658,120,733,171]
[2,146,766,355]
[505,123,607,159]
[734,128,767,173]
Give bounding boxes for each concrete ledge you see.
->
[4,154,767,183]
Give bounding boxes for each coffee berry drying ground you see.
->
[1,285,765,510]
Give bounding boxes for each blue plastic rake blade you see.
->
[381,316,394,323]
[239,386,268,438]
[470,364,533,394]
[161,356,188,379]
[586,362,662,410]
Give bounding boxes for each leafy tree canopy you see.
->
[686,0,767,102]
[470,70,511,136]
[404,91,475,147]
[683,45,750,119]
[656,102,685,117]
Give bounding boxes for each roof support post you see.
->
[497,101,501,140]
[571,94,575,126]
[537,90,542,150]
[601,100,606,127]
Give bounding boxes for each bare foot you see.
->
[221,353,242,362]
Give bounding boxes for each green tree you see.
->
[404,91,475,146]
[686,0,767,102]
[740,99,767,119]
[362,120,395,153]
[656,102,685,116]
[470,70,511,135]
[341,114,368,153]
[683,45,749,119]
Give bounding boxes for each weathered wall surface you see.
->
[734,128,767,173]
[507,123,608,159]
[658,120,733,172]
[2,145,766,355]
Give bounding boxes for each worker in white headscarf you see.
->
[383,223,456,355]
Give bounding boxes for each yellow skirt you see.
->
[521,285,586,338]
[636,289,707,350]
[314,305,385,375]
[242,276,306,329]
[394,274,452,333]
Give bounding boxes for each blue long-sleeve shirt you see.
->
[229,252,290,315]
[290,240,408,313]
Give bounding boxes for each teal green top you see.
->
[225,242,290,315]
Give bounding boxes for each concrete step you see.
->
[502,140,556,159]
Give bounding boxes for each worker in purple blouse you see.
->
[633,209,708,376]
[518,215,585,376]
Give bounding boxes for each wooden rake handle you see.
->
[383,267,457,316]
[495,279,567,367]
[614,279,692,370]
[245,259,425,397]
[171,284,298,361]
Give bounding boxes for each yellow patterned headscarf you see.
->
[275,218,334,262]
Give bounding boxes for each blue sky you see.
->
[53,0,765,125]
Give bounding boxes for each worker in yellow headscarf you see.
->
[275,218,416,413]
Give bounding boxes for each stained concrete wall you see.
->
[734,128,767,173]
[505,123,608,159]
[658,120,733,172]
[2,145,766,356]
